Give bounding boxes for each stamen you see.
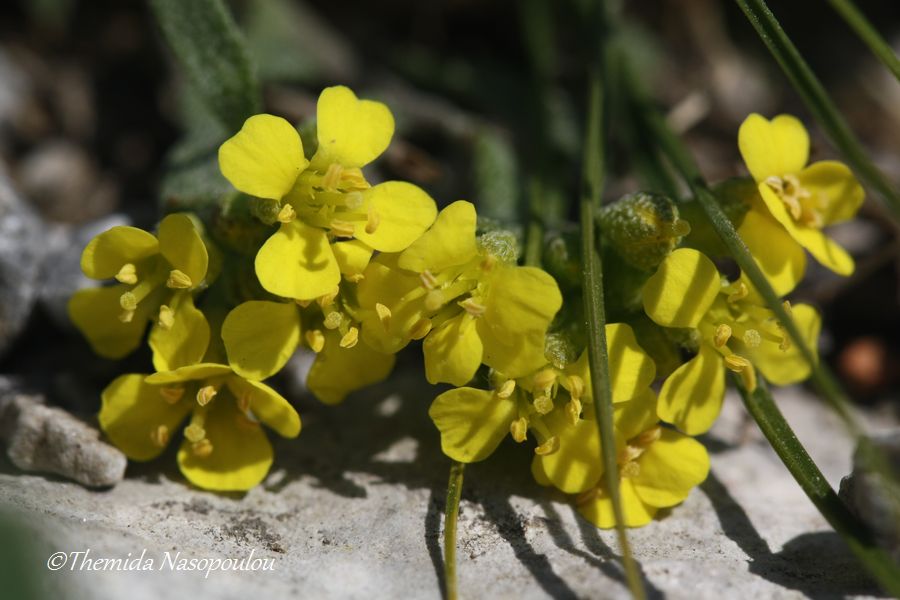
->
[510,417,528,443]
[237,394,251,414]
[150,424,169,448]
[621,461,641,478]
[743,328,762,348]
[184,424,206,443]
[727,282,749,303]
[322,163,344,190]
[420,270,438,290]
[115,263,138,285]
[159,386,184,404]
[533,393,553,415]
[566,375,585,400]
[714,324,732,348]
[408,318,433,340]
[329,219,356,238]
[778,325,791,352]
[618,444,643,464]
[323,311,343,330]
[668,218,692,237]
[782,300,793,316]
[533,369,557,391]
[566,398,582,425]
[158,305,175,330]
[306,329,325,353]
[317,287,340,308]
[724,354,752,373]
[339,327,359,349]
[196,385,218,407]
[424,290,445,312]
[495,379,516,399]
[634,425,662,447]
[365,207,380,234]
[534,436,559,456]
[295,299,312,308]
[741,361,758,392]
[458,297,486,317]
[118,309,135,323]
[344,192,364,210]
[166,269,193,289]
[191,439,213,458]
[375,303,392,329]
[276,203,296,223]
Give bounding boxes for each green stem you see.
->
[443,461,465,600]
[580,69,646,600]
[734,376,900,595]
[524,178,545,267]
[734,0,900,222]
[827,0,900,82]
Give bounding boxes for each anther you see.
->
[323,311,343,330]
[621,461,641,478]
[782,300,793,316]
[778,326,791,352]
[119,291,138,311]
[196,385,218,406]
[713,324,732,348]
[184,424,206,443]
[159,386,184,404]
[167,269,193,289]
[365,208,380,234]
[566,398,582,426]
[276,203,296,223]
[322,163,344,190]
[295,299,312,308]
[495,379,516,399]
[459,297,486,317]
[743,328,762,348]
[317,287,340,308]
[724,354,752,373]
[339,326,359,349]
[533,393,554,415]
[329,219,355,238]
[533,369,557,391]
[727,282,748,303]
[158,305,175,330]
[424,290,445,312]
[344,192,364,210]
[420,270,438,290]
[115,263,138,285]
[150,424,169,448]
[192,439,213,458]
[510,417,528,443]
[408,318,432,340]
[668,218,692,237]
[306,329,325,353]
[375,303,392,328]
[634,425,662,447]
[118,309,135,323]
[237,394,251,414]
[534,436,559,456]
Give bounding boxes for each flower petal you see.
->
[758,184,855,275]
[533,418,603,494]
[332,239,373,281]
[218,114,307,200]
[99,374,192,461]
[747,303,820,386]
[657,344,725,435]
[307,332,396,405]
[353,182,437,252]
[225,376,301,437]
[798,161,865,226]
[255,220,341,300]
[158,213,209,286]
[613,388,660,442]
[739,208,806,297]
[478,266,562,378]
[144,363,232,385]
[577,478,657,529]
[177,398,273,492]
[398,200,478,273]
[606,323,657,402]
[357,255,424,354]
[428,387,516,463]
[643,248,720,328]
[68,286,150,359]
[80,226,159,280]
[423,314,483,386]
[632,429,710,508]
[149,292,210,372]
[222,301,301,380]
[313,86,394,169]
[738,113,809,181]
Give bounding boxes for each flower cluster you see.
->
[70,92,858,527]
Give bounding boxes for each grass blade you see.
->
[827,0,900,82]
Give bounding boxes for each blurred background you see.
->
[0,0,898,410]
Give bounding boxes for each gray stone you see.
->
[0,169,43,358]
[0,379,891,599]
[839,431,900,562]
[0,382,126,488]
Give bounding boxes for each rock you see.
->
[38,214,130,330]
[17,139,118,223]
[0,379,126,488]
[0,169,43,358]
[839,431,900,562]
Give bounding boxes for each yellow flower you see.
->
[218,86,437,300]
[642,248,821,435]
[99,363,300,492]
[554,391,710,529]
[428,323,655,465]
[68,213,210,371]
[358,200,562,386]
[221,295,394,405]
[738,114,864,277]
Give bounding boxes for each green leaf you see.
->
[150,0,261,133]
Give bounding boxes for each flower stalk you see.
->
[443,461,465,600]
